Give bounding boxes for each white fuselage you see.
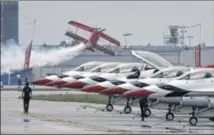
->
[147,78,214,99]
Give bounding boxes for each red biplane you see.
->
[65,21,120,56]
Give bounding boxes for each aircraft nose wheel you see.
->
[124,106,132,114]
[166,112,174,121]
[189,117,198,126]
[106,104,113,112]
[144,108,151,117]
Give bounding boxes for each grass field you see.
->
[32,94,109,104]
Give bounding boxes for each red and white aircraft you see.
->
[81,50,174,93]
[65,21,120,55]
[58,62,147,88]
[124,68,214,98]
[123,44,214,98]
[98,66,191,113]
[123,68,214,126]
[61,50,175,89]
[45,62,129,87]
[31,20,120,85]
[81,44,214,113]
[31,61,104,85]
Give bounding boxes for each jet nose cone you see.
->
[123,89,152,97]
[61,81,85,88]
[31,78,51,85]
[46,80,66,87]
[81,85,105,92]
[100,87,127,94]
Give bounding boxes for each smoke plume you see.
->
[1,43,86,75]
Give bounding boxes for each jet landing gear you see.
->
[106,96,113,112]
[188,98,212,126]
[124,98,132,114]
[166,104,174,121]
[189,106,198,126]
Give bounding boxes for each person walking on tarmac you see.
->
[139,97,147,121]
[22,82,32,114]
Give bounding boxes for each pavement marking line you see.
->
[7,110,138,134]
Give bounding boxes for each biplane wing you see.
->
[93,44,115,56]
[65,31,95,52]
[68,21,120,46]
[65,31,114,55]
[66,21,119,56]
[65,31,87,43]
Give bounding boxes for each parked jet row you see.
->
[31,44,214,126]
[77,49,214,126]
[122,68,214,120]
[31,61,105,85]
[82,66,214,126]
[79,49,214,114]
[82,66,192,113]
[32,62,147,85]
[32,49,174,87]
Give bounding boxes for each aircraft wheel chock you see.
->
[124,106,132,114]
[166,112,174,121]
[106,104,113,112]
[189,117,198,126]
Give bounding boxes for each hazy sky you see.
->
[19,1,214,46]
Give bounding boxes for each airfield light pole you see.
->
[182,23,202,46]
[29,19,37,44]
[190,23,202,46]
[123,32,132,47]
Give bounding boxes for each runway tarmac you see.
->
[1,91,214,134]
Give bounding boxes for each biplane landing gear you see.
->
[106,96,114,112]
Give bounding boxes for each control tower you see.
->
[163,25,180,46]
[0,1,19,45]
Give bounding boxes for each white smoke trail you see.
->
[1,43,86,75]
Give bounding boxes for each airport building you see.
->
[0,1,19,45]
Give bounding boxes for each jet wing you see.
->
[131,50,173,70]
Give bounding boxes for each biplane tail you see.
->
[65,21,121,56]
